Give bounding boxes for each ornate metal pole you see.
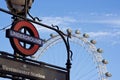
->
[0,2,72,79]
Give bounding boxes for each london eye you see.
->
[33,29,112,80]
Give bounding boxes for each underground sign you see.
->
[6,20,42,56]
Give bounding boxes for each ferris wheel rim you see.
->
[34,34,110,80]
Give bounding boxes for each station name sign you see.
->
[0,53,67,80]
[6,29,42,46]
[2,65,45,79]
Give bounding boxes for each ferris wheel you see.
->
[32,29,112,80]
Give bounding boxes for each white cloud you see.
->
[33,16,78,33]
[94,20,120,25]
[79,19,120,26]
[32,16,120,39]
[88,31,120,46]
[77,12,120,26]
[33,23,55,33]
[88,31,120,38]
[41,16,77,25]
[88,32,111,37]
[89,12,118,17]
[104,13,116,17]
[35,15,120,28]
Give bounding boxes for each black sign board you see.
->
[0,52,67,80]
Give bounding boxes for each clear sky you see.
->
[0,0,120,80]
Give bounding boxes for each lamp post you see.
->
[1,1,72,80]
[5,0,35,59]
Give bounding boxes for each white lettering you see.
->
[2,65,45,79]
[9,30,42,46]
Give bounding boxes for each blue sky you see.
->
[0,0,120,80]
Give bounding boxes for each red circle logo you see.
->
[7,20,41,56]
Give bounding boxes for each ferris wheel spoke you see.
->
[75,68,97,80]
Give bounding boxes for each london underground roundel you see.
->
[7,20,42,56]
